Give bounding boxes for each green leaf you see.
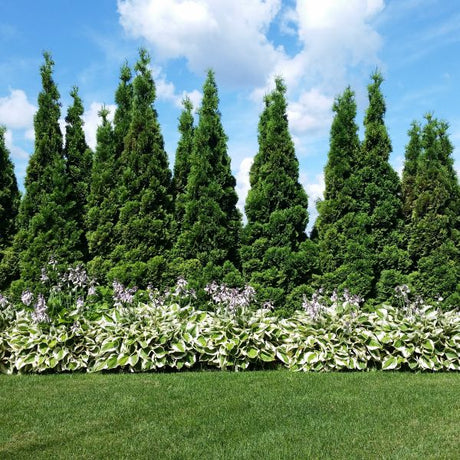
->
[171,341,186,353]
[423,339,435,352]
[260,352,274,362]
[382,355,398,370]
[101,340,119,353]
[247,348,258,359]
[276,350,289,365]
[196,336,207,347]
[117,355,129,366]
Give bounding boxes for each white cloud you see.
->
[183,89,202,111]
[151,66,202,109]
[392,155,405,178]
[0,89,36,130]
[24,128,35,142]
[118,0,284,86]
[235,156,254,217]
[4,129,29,160]
[252,0,384,149]
[300,172,325,231]
[82,103,117,151]
[287,88,333,136]
[303,173,325,204]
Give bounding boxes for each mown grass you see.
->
[0,371,459,459]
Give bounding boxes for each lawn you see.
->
[0,371,459,459]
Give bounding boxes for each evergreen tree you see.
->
[0,127,20,289]
[113,62,133,158]
[315,87,362,292]
[349,72,407,299]
[109,49,173,287]
[174,70,241,284]
[64,86,92,261]
[86,108,116,279]
[401,121,422,219]
[86,63,133,281]
[241,77,316,309]
[15,52,83,285]
[405,115,460,304]
[172,96,194,236]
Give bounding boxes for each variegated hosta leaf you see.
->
[0,300,459,373]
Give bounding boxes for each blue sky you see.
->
[1,0,459,228]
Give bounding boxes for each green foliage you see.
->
[113,62,133,157]
[87,63,133,283]
[86,108,117,281]
[109,49,173,287]
[14,52,83,286]
[401,121,422,218]
[1,291,459,373]
[64,87,92,261]
[358,72,407,300]
[315,87,361,292]
[404,115,460,302]
[319,72,407,300]
[242,78,315,310]
[174,70,241,283]
[0,127,20,289]
[172,96,195,237]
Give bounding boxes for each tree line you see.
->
[0,50,458,311]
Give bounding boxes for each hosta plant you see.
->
[0,283,459,373]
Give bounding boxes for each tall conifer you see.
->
[172,96,194,236]
[86,108,116,279]
[0,127,20,252]
[401,121,422,219]
[315,87,361,292]
[0,127,20,289]
[348,72,407,299]
[113,62,133,158]
[15,52,82,284]
[174,70,241,282]
[64,87,92,261]
[405,115,460,304]
[110,49,173,286]
[241,78,315,309]
[86,63,133,281]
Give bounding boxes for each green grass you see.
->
[0,372,459,459]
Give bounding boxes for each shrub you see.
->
[1,281,458,374]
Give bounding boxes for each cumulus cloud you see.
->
[82,102,117,151]
[151,66,202,109]
[287,89,333,136]
[247,0,385,147]
[300,172,325,231]
[0,89,36,130]
[235,156,254,217]
[4,129,29,160]
[118,0,284,86]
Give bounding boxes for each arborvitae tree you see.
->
[86,107,116,279]
[64,86,92,261]
[0,127,20,252]
[174,70,241,284]
[109,48,173,287]
[113,62,133,158]
[401,121,422,219]
[14,52,83,286]
[347,72,407,300]
[315,87,362,292]
[0,127,20,289]
[172,96,194,237]
[86,64,133,281]
[241,77,316,310]
[405,115,460,304]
